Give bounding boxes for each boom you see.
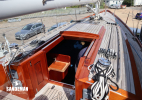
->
[0,0,98,20]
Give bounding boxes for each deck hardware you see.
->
[107,22,117,25]
[42,0,54,5]
[89,16,94,20]
[81,89,91,100]
[98,48,117,59]
[51,85,55,89]
[87,58,119,100]
[132,37,136,41]
[86,81,93,84]
[70,90,74,95]
[86,2,101,20]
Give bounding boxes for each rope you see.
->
[88,60,119,100]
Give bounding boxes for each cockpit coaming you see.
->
[0,27,105,99]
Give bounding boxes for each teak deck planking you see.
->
[34,83,75,100]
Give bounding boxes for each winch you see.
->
[97,57,111,69]
[86,57,119,100]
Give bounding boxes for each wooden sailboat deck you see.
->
[64,12,137,94]
[27,11,141,97]
[20,11,141,96]
[65,12,142,95]
[34,83,75,100]
[0,90,25,100]
[0,10,141,100]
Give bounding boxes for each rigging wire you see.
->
[132,9,135,33]
[75,7,77,21]
[126,11,130,24]
[105,0,106,15]
[131,0,135,34]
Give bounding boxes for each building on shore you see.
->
[134,0,142,6]
[104,0,124,7]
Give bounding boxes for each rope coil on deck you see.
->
[88,58,119,100]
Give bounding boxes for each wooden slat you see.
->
[34,83,75,100]
[0,90,24,100]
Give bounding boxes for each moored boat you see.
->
[0,0,142,100]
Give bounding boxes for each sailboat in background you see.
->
[0,0,142,100]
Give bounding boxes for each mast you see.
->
[0,0,98,20]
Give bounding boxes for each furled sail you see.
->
[0,0,98,19]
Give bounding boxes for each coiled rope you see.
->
[88,61,119,100]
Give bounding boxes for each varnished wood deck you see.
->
[34,83,75,100]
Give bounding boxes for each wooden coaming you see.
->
[0,30,100,99]
[75,26,106,100]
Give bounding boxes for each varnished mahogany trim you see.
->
[75,26,106,100]
[75,57,86,79]
[49,80,75,90]
[76,26,106,79]
[79,78,140,99]
[0,70,11,91]
[48,54,71,72]
[32,34,60,54]
[62,36,92,42]
[75,78,92,100]
[48,61,70,72]
[87,26,106,60]
[42,36,64,53]
[76,78,140,100]
[110,85,140,100]
[18,50,49,99]
[60,31,100,40]
[125,39,142,98]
